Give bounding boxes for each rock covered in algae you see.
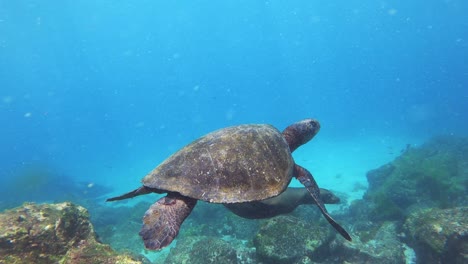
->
[403,206,468,264]
[253,215,333,264]
[0,202,145,264]
[324,221,409,264]
[164,236,239,264]
[364,135,468,221]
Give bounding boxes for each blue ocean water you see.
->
[1,0,466,187]
[0,1,467,261]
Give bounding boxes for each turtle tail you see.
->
[106,186,154,201]
[294,164,352,241]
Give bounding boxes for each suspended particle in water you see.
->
[388,8,397,16]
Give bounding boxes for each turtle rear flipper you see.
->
[139,193,197,250]
[294,164,352,241]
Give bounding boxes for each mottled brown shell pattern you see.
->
[142,124,294,203]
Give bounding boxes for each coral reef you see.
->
[0,202,146,264]
[403,206,468,264]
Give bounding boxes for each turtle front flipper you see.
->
[294,164,352,241]
[139,193,197,250]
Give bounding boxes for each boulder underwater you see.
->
[403,206,468,264]
[253,215,333,264]
[0,202,147,264]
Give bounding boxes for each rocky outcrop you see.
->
[0,202,145,264]
[344,135,468,263]
[364,136,467,221]
[403,206,468,264]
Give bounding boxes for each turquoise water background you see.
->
[1,0,467,214]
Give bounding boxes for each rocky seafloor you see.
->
[1,135,467,263]
[0,202,148,264]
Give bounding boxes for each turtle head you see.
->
[282,119,320,152]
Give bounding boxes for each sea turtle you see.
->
[107,119,351,250]
[224,187,341,219]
